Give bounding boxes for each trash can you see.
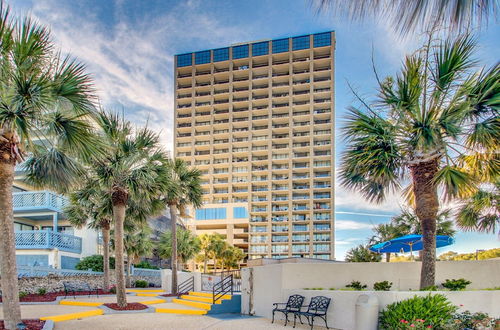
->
[355,294,379,330]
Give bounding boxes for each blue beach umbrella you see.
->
[369,234,454,256]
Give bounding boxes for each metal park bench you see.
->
[293,296,331,329]
[63,281,99,299]
[271,294,305,326]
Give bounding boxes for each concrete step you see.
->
[180,295,222,304]
[188,291,232,300]
[172,298,212,310]
[154,302,207,315]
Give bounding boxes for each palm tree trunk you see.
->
[126,254,131,288]
[203,255,207,273]
[410,159,439,289]
[169,204,178,295]
[0,159,22,329]
[102,227,110,291]
[385,253,391,262]
[112,195,128,307]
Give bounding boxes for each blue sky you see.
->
[12,0,499,259]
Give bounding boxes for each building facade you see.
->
[174,31,335,260]
[13,165,99,269]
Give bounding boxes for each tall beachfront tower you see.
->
[174,32,335,263]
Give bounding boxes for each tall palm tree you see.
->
[0,4,100,328]
[369,223,402,262]
[65,188,113,291]
[209,233,227,272]
[115,225,153,288]
[164,159,202,294]
[86,111,169,307]
[314,0,498,37]
[158,227,201,269]
[340,34,499,288]
[198,233,213,273]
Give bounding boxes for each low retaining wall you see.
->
[241,260,500,330]
[0,272,161,294]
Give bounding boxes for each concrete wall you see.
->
[161,270,200,293]
[241,260,500,329]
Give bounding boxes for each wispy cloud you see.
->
[336,220,374,230]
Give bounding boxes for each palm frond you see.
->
[456,188,499,234]
[433,165,477,200]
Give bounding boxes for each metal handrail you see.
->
[177,276,194,297]
[212,274,233,304]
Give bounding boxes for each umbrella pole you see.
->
[410,243,413,261]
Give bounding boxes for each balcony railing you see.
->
[15,230,82,253]
[13,191,68,213]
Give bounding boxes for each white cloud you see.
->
[336,220,374,230]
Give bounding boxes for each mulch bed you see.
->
[159,293,181,297]
[0,319,45,330]
[0,290,111,303]
[104,302,148,311]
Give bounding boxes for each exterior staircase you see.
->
[156,291,241,315]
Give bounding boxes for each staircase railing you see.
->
[212,269,241,292]
[212,274,233,304]
[177,276,194,297]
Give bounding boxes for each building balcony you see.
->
[13,191,68,215]
[15,230,82,254]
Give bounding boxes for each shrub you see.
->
[134,260,159,270]
[135,280,148,288]
[37,288,47,295]
[109,286,116,294]
[451,310,500,329]
[379,294,457,329]
[19,291,28,299]
[442,278,471,291]
[75,255,115,272]
[421,285,438,291]
[346,281,367,291]
[373,281,392,291]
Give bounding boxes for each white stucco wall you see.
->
[73,227,98,257]
[242,260,500,329]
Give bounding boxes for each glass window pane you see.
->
[252,41,269,56]
[272,38,289,53]
[177,53,192,67]
[232,44,249,59]
[195,50,211,64]
[292,35,310,50]
[313,32,331,47]
[213,48,230,62]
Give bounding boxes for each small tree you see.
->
[158,228,200,269]
[345,244,382,262]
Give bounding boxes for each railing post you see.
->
[231,274,233,296]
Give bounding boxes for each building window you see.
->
[292,35,310,50]
[195,50,211,64]
[232,44,249,59]
[213,47,230,62]
[272,38,289,53]
[195,207,227,220]
[14,222,34,231]
[314,32,331,47]
[234,207,248,219]
[252,41,269,56]
[177,53,192,67]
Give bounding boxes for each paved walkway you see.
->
[54,313,324,329]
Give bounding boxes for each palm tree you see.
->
[314,0,498,37]
[369,223,402,262]
[392,208,456,237]
[209,233,227,272]
[456,183,499,234]
[345,244,382,262]
[220,245,245,270]
[86,111,169,307]
[164,159,202,294]
[65,188,113,291]
[158,227,201,269]
[0,4,100,328]
[340,34,499,288]
[119,225,154,288]
[198,234,213,273]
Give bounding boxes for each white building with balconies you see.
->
[13,167,98,269]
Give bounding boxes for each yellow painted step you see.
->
[188,291,232,300]
[173,298,212,310]
[181,295,221,304]
[141,299,166,305]
[40,309,103,322]
[127,289,164,293]
[156,308,207,315]
[136,293,161,297]
[59,300,103,307]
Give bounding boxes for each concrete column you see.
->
[52,212,58,232]
[194,272,202,292]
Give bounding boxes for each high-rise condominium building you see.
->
[174,31,335,262]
